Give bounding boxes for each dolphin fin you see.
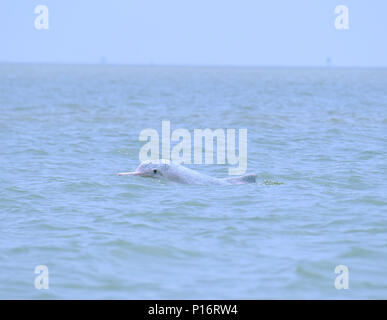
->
[223,174,257,185]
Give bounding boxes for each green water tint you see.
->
[1,64,386,299]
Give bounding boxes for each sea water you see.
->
[0,64,386,299]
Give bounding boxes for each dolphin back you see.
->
[223,174,257,185]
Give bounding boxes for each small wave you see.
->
[261,180,284,185]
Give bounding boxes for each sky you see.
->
[0,0,386,67]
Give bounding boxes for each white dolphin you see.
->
[118,160,256,185]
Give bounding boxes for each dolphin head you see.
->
[118,159,171,178]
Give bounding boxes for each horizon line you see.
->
[1,61,387,70]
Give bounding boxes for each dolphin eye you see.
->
[153,169,157,174]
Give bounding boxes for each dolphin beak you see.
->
[117,171,142,176]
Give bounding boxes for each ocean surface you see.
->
[0,64,386,299]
